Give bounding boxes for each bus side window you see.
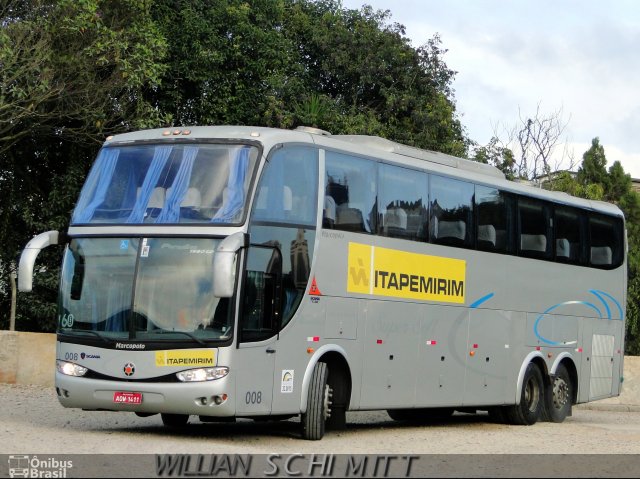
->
[475,185,512,253]
[377,163,428,241]
[323,195,336,228]
[518,198,551,259]
[554,206,582,264]
[325,152,377,234]
[589,215,623,268]
[429,175,474,248]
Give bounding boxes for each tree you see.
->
[146,0,467,155]
[471,136,516,180]
[474,103,573,180]
[0,0,167,331]
[577,138,609,192]
[280,1,467,155]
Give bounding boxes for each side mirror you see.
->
[212,232,248,297]
[18,231,61,292]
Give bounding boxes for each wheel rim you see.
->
[552,377,570,410]
[323,384,333,420]
[524,377,540,413]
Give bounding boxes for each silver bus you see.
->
[19,126,626,440]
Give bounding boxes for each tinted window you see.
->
[429,175,474,247]
[589,215,623,268]
[378,163,428,241]
[554,206,583,264]
[475,186,513,253]
[518,198,551,259]
[325,152,377,233]
[252,146,318,226]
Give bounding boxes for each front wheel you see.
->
[506,363,544,425]
[301,362,330,440]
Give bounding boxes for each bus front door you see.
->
[234,246,282,416]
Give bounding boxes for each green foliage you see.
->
[471,137,517,180]
[0,0,167,331]
[577,138,609,191]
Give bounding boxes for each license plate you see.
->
[113,391,142,404]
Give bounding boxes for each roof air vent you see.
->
[295,126,332,136]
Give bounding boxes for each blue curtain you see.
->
[212,147,250,223]
[156,146,199,223]
[104,285,128,332]
[72,149,120,223]
[118,166,138,218]
[126,146,173,223]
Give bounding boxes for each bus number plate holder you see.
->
[113,391,143,404]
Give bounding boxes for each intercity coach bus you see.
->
[18,126,626,439]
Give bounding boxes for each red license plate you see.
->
[113,391,143,404]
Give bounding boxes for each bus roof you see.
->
[103,126,624,219]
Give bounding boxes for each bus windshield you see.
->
[71,143,258,225]
[58,237,232,342]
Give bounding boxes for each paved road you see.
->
[2,383,640,476]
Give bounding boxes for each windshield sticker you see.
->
[347,242,466,304]
[155,349,215,367]
[140,238,150,257]
[281,370,294,394]
[120,240,129,250]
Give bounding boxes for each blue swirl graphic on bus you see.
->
[470,292,495,309]
[534,290,623,346]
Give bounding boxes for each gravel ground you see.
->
[2,383,640,456]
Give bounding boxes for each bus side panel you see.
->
[463,309,513,407]
[359,299,421,409]
[416,305,468,407]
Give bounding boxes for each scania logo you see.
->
[123,362,136,377]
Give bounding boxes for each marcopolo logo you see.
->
[347,242,466,304]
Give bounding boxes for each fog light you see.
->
[176,367,229,382]
[56,360,88,377]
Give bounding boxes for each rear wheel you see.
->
[506,363,544,425]
[161,413,189,427]
[301,362,330,440]
[488,407,509,424]
[542,363,573,423]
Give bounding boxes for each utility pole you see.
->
[10,262,17,331]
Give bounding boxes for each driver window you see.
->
[240,246,282,343]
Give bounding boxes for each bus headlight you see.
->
[56,360,88,377]
[176,367,229,382]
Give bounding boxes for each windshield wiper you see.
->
[152,330,207,346]
[61,329,112,344]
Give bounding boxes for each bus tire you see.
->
[543,363,572,423]
[488,407,509,424]
[161,413,189,427]
[506,363,543,425]
[301,361,329,440]
[326,368,348,431]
